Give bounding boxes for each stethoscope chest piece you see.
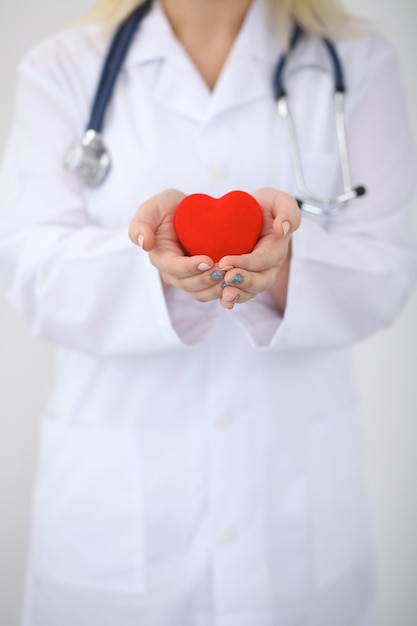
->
[64,129,111,187]
[64,0,152,188]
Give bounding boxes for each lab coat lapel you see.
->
[153,38,212,122]
[150,0,282,124]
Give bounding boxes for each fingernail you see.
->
[211,270,224,281]
[230,274,243,285]
[137,234,145,248]
[282,221,290,236]
[220,265,233,271]
[198,263,211,271]
[232,294,240,304]
[222,282,228,288]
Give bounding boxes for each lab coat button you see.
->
[217,529,236,547]
[209,164,230,181]
[216,414,233,429]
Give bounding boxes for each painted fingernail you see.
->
[230,274,243,285]
[282,221,290,236]
[222,282,228,288]
[198,263,212,271]
[137,234,145,248]
[211,270,224,281]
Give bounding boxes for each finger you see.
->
[222,267,276,295]
[220,285,241,310]
[219,236,288,273]
[219,285,256,310]
[253,187,301,238]
[190,282,225,303]
[159,262,223,292]
[151,250,215,281]
[128,189,186,250]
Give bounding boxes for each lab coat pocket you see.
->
[30,415,146,593]
[308,401,369,587]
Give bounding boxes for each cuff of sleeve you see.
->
[230,219,307,350]
[230,293,283,348]
[232,221,320,349]
[143,253,188,349]
[164,283,220,345]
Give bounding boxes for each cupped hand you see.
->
[217,188,301,310]
[128,189,224,302]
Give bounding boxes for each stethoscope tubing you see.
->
[88,0,153,133]
[65,0,366,214]
[274,25,365,213]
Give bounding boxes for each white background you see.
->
[0,1,416,624]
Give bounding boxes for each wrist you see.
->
[268,241,292,314]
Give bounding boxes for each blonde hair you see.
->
[83,0,361,44]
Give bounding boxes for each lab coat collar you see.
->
[124,0,283,123]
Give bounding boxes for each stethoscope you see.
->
[64,0,366,215]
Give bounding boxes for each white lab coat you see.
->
[0,1,416,625]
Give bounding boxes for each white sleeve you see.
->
[232,35,417,350]
[0,43,217,357]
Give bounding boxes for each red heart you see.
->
[174,191,263,263]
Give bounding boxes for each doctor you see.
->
[0,0,416,625]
